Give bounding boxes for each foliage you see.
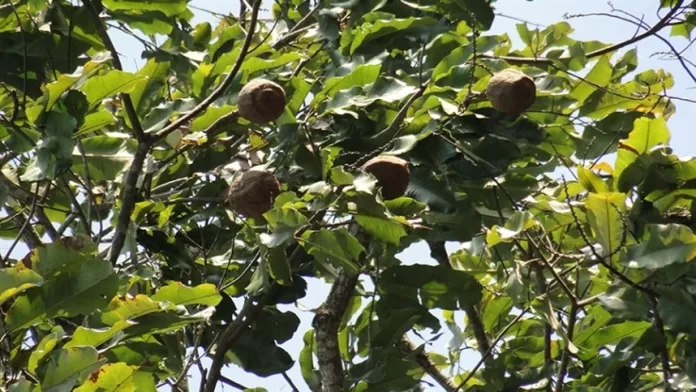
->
[0,0,694,391]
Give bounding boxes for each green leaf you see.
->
[7,377,35,392]
[102,0,187,17]
[110,11,175,35]
[6,252,118,332]
[37,347,106,392]
[65,321,133,348]
[76,110,117,137]
[80,70,143,110]
[267,247,293,286]
[569,56,612,104]
[74,363,138,392]
[577,165,609,193]
[311,63,381,107]
[487,211,537,247]
[0,265,43,305]
[625,224,696,269]
[344,14,439,55]
[131,59,171,114]
[380,265,483,310]
[151,282,222,306]
[355,215,407,246]
[21,111,76,182]
[28,326,65,373]
[95,294,164,326]
[121,312,207,337]
[227,333,294,377]
[72,134,136,182]
[623,117,671,155]
[299,228,365,276]
[585,192,627,258]
[299,330,320,390]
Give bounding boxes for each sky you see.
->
[13,1,696,391]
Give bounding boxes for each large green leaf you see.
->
[6,250,118,332]
[37,347,106,392]
[151,282,222,307]
[355,215,407,246]
[585,192,627,259]
[299,228,365,276]
[226,333,294,377]
[342,13,439,54]
[625,224,696,269]
[79,70,144,110]
[380,265,483,310]
[74,362,138,392]
[102,0,187,17]
[0,265,43,305]
[72,134,137,182]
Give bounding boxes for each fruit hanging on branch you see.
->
[361,156,410,200]
[485,68,536,116]
[225,169,281,219]
[237,78,286,124]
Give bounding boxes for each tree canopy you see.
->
[0,0,696,391]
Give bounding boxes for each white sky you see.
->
[22,1,695,391]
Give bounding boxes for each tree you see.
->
[0,0,695,390]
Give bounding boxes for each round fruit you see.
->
[237,78,286,124]
[361,156,410,200]
[226,170,281,219]
[485,68,536,116]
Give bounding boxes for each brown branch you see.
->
[428,241,490,355]
[271,3,321,50]
[83,0,146,142]
[454,309,529,391]
[554,303,578,392]
[203,211,326,392]
[399,336,456,392]
[647,295,672,383]
[108,142,149,264]
[479,0,684,66]
[154,0,262,141]
[313,270,359,392]
[202,295,270,392]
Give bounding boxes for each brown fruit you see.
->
[237,78,286,124]
[485,68,536,116]
[226,170,281,219]
[361,156,410,200]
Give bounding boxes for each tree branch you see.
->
[154,0,262,141]
[83,0,146,142]
[313,270,359,392]
[108,142,149,264]
[427,241,490,355]
[479,0,684,66]
[398,336,457,392]
[454,309,529,391]
[202,211,326,392]
[554,303,578,392]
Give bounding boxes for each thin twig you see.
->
[154,0,262,141]
[454,309,529,391]
[428,241,490,355]
[83,0,146,141]
[479,0,685,66]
